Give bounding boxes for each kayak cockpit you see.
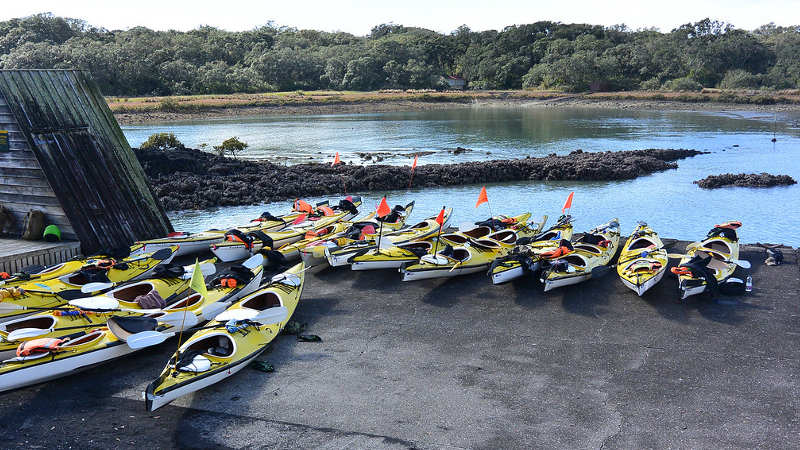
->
[164,293,203,311]
[108,282,155,302]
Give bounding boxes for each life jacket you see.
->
[359,225,376,240]
[671,266,693,276]
[541,246,571,259]
[17,338,64,357]
[318,205,335,216]
[0,272,9,280]
[629,260,662,273]
[597,239,611,248]
[84,259,115,270]
[294,200,313,214]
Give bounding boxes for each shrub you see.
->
[158,98,180,112]
[214,137,249,159]
[663,77,703,92]
[719,70,761,89]
[140,133,183,151]
[639,77,662,91]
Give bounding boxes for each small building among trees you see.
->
[443,76,466,90]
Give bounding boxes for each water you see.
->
[122,106,800,246]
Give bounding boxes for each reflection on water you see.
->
[126,106,800,246]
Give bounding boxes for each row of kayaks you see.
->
[0,194,749,410]
[0,252,307,412]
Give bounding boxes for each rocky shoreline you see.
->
[136,147,705,210]
[694,173,797,189]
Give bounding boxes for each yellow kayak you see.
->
[0,256,263,359]
[0,246,180,321]
[210,197,362,262]
[278,201,414,263]
[130,201,327,258]
[617,223,669,296]
[541,219,620,292]
[489,215,574,284]
[0,246,175,289]
[400,213,547,281]
[673,221,742,300]
[327,206,451,268]
[144,262,305,411]
[0,255,265,393]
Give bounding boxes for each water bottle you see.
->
[745,275,753,293]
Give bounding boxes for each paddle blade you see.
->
[157,311,200,328]
[81,282,114,293]
[57,289,94,301]
[667,253,686,259]
[149,248,174,261]
[590,265,615,279]
[242,254,264,269]
[69,296,120,311]
[735,259,752,269]
[252,306,289,325]
[7,327,51,341]
[200,301,230,321]
[126,330,173,349]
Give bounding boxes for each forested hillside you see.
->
[1,13,798,95]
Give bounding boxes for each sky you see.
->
[2,0,798,35]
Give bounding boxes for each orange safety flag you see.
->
[331,152,341,166]
[562,191,574,214]
[411,154,418,170]
[475,186,488,208]
[376,196,391,218]
[292,214,307,225]
[435,207,446,228]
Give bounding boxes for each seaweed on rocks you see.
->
[134,147,706,210]
[694,173,797,189]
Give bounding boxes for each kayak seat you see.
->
[628,238,655,250]
[59,331,105,348]
[451,248,470,262]
[442,234,468,244]
[704,240,732,254]
[3,316,57,333]
[240,292,281,311]
[165,293,203,311]
[490,230,517,244]
[111,283,154,302]
[462,227,491,239]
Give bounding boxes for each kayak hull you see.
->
[491,265,524,285]
[145,347,264,412]
[401,264,487,282]
[620,265,666,297]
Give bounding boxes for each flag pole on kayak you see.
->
[174,258,207,362]
[476,186,493,218]
[408,154,418,189]
[431,206,446,257]
[375,196,391,254]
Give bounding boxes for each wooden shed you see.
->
[0,69,172,258]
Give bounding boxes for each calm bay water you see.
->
[122,106,800,246]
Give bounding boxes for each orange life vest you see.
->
[541,246,571,259]
[17,338,64,357]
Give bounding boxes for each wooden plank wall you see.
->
[0,70,172,254]
[0,93,77,240]
[0,239,81,274]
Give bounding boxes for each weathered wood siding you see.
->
[0,70,172,254]
[0,94,77,240]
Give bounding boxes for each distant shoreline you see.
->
[111,90,800,125]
